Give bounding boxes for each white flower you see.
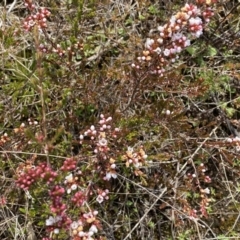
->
[157,38,163,44]
[153,47,161,55]
[163,49,171,57]
[71,184,78,191]
[189,17,202,25]
[176,46,182,53]
[193,30,203,38]
[143,154,148,159]
[54,228,59,234]
[46,216,55,226]
[98,138,107,146]
[78,231,86,237]
[106,117,112,122]
[96,195,104,203]
[145,38,154,49]
[71,221,79,229]
[172,32,183,41]
[105,172,117,180]
[233,137,240,142]
[127,146,134,153]
[65,173,73,183]
[166,110,171,115]
[184,39,191,47]
[45,216,62,226]
[134,162,140,168]
[158,26,164,32]
[110,163,116,169]
[89,224,98,233]
[79,134,84,140]
[88,231,94,236]
[169,16,176,26]
[203,188,210,194]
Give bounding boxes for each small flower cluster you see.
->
[44,177,99,238]
[61,157,77,172]
[0,133,10,146]
[39,43,66,57]
[28,118,38,126]
[38,41,84,58]
[14,120,38,137]
[122,146,148,175]
[23,1,51,32]
[52,44,65,57]
[199,187,211,217]
[226,136,240,152]
[45,186,72,237]
[103,157,117,181]
[13,120,43,148]
[184,187,211,219]
[187,163,211,183]
[13,123,26,134]
[64,173,79,194]
[71,191,87,207]
[132,2,216,75]
[185,163,212,218]
[24,0,35,11]
[49,185,67,215]
[79,114,119,147]
[96,189,109,203]
[79,114,120,180]
[70,211,100,239]
[226,136,240,143]
[182,188,211,220]
[45,215,72,236]
[16,162,57,190]
[46,215,62,234]
[14,113,147,239]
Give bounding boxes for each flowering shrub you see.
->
[13,114,150,239]
[132,2,216,75]
[23,6,51,32]
[2,0,240,239]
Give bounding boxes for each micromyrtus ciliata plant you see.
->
[12,0,220,239]
[15,114,148,239]
[132,1,217,76]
